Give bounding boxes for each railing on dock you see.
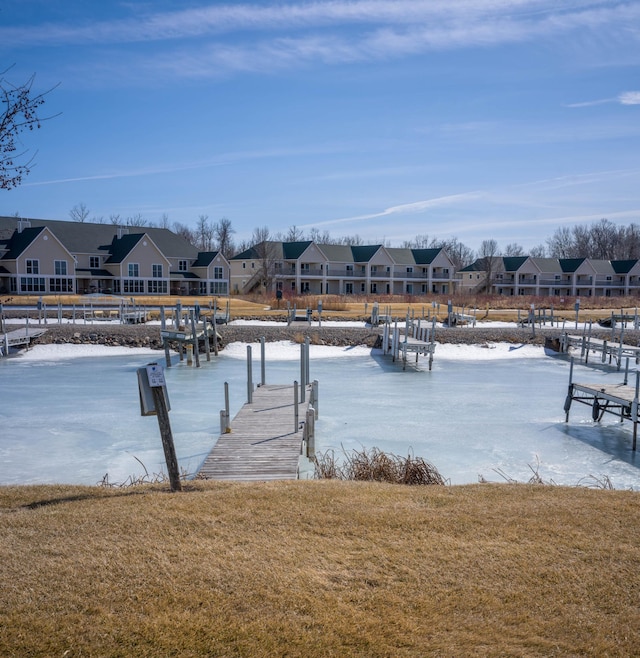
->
[198,337,319,481]
[381,314,437,370]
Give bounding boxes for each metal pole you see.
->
[261,336,266,386]
[247,346,253,403]
[294,381,299,433]
[300,343,306,403]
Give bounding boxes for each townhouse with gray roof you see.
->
[229,240,456,296]
[458,256,640,297]
[0,216,230,297]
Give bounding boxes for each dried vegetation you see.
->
[315,447,446,485]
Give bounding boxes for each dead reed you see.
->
[315,447,446,485]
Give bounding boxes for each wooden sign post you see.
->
[138,363,182,492]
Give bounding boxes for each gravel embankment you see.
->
[18,320,632,351]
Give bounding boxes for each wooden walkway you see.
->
[198,383,317,481]
[1,327,47,356]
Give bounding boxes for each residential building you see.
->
[458,256,640,297]
[0,216,230,296]
[229,240,456,296]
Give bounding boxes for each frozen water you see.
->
[1,338,640,489]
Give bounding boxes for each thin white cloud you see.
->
[565,90,640,108]
[4,1,639,85]
[298,191,484,228]
[619,91,640,105]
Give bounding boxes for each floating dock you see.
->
[197,382,318,481]
[564,358,640,450]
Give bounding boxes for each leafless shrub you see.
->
[98,456,191,488]
[315,447,446,485]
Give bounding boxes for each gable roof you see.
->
[104,234,146,264]
[502,256,528,272]
[0,217,199,259]
[192,251,221,267]
[559,258,586,273]
[1,226,47,259]
[351,245,382,262]
[612,259,639,274]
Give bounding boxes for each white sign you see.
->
[146,363,166,388]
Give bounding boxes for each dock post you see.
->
[305,337,310,384]
[220,382,231,434]
[311,380,319,419]
[624,358,630,386]
[633,372,639,451]
[564,357,574,422]
[300,343,306,403]
[190,311,200,368]
[294,381,299,432]
[305,407,315,457]
[260,337,266,385]
[202,318,211,362]
[247,346,253,403]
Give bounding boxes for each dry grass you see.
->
[315,447,446,485]
[1,481,639,657]
[5,292,640,325]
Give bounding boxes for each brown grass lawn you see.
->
[5,292,640,325]
[1,481,639,657]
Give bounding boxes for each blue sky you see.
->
[2,0,640,253]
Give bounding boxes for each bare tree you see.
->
[251,226,279,293]
[109,214,121,225]
[503,243,525,257]
[213,217,235,257]
[286,225,305,242]
[402,234,431,249]
[432,237,474,270]
[195,214,213,250]
[126,213,147,227]
[1,68,57,189]
[172,221,196,246]
[478,239,500,292]
[529,244,547,258]
[69,202,90,223]
[158,213,170,230]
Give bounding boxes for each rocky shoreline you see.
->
[17,320,630,351]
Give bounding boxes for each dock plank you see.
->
[197,384,313,481]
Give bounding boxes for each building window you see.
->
[213,266,224,280]
[199,281,208,295]
[406,284,413,294]
[345,282,353,294]
[406,267,413,274]
[54,260,67,276]
[147,280,167,294]
[25,259,39,274]
[370,283,378,293]
[128,263,140,278]
[20,277,45,292]
[179,260,188,272]
[50,278,73,292]
[90,256,100,269]
[152,264,163,278]
[123,279,144,293]
[211,281,228,295]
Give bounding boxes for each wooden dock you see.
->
[564,358,640,449]
[1,327,47,357]
[382,317,437,370]
[560,332,640,370]
[197,382,318,481]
